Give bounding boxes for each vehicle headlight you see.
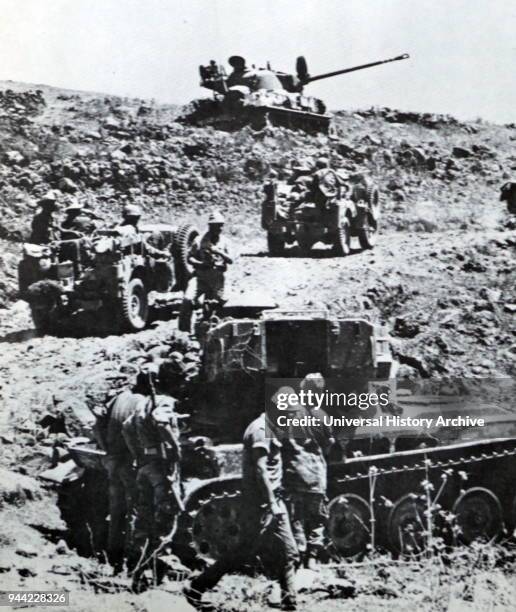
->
[39,258,52,271]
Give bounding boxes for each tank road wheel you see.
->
[327,494,371,558]
[267,232,285,256]
[190,492,243,564]
[120,278,149,331]
[388,494,427,554]
[357,213,378,250]
[452,487,503,544]
[333,219,351,256]
[174,223,199,291]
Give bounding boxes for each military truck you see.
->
[18,222,198,333]
[181,53,409,133]
[262,167,380,256]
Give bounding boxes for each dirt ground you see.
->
[0,80,515,611]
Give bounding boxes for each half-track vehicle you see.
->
[61,310,516,567]
[18,222,198,333]
[262,168,380,256]
[181,53,409,133]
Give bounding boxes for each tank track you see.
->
[178,439,516,565]
[327,438,516,557]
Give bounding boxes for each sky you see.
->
[0,0,514,123]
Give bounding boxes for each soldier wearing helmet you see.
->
[30,190,60,244]
[92,382,144,571]
[122,361,185,589]
[115,204,169,258]
[178,210,233,333]
[282,373,334,570]
[60,200,99,237]
[227,55,248,87]
[315,157,329,169]
[119,204,143,233]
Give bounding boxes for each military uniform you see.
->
[188,414,299,610]
[93,390,143,567]
[184,231,231,303]
[30,210,59,244]
[282,400,333,564]
[123,394,182,563]
[61,213,97,236]
[178,211,232,333]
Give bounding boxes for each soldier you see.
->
[115,204,169,258]
[117,204,144,234]
[92,386,145,571]
[122,362,184,588]
[227,55,248,87]
[60,201,99,237]
[30,190,60,244]
[185,411,299,611]
[178,210,233,333]
[282,373,334,569]
[500,181,516,214]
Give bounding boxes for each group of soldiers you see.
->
[29,189,233,326]
[29,190,101,244]
[92,360,185,587]
[92,345,333,610]
[29,184,341,609]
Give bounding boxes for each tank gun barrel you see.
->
[304,53,409,84]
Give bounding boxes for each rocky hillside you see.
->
[0,80,514,376]
[0,81,515,611]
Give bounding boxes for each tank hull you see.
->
[180,99,331,133]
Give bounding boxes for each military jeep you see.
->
[261,169,380,256]
[18,222,198,333]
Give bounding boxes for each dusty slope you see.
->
[0,81,515,610]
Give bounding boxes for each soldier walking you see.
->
[178,210,233,333]
[282,373,334,569]
[185,412,299,610]
[30,190,60,244]
[122,362,184,588]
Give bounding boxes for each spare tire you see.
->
[174,223,199,291]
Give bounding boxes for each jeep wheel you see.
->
[174,223,199,291]
[267,232,285,256]
[121,278,149,331]
[366,184,381,220]
[357,213,378,250]
[333,220,351,256]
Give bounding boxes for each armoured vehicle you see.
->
[18,223,198,333]
[181,53,410,133]
[61,310,516,566]
[262,167,380,255]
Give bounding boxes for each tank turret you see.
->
[182,53,410,132]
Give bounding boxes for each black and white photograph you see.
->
[0,1,515,610]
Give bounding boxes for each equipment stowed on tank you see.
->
[64,308,516,567]
[180,53,410,133]
[176,310,516,565]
